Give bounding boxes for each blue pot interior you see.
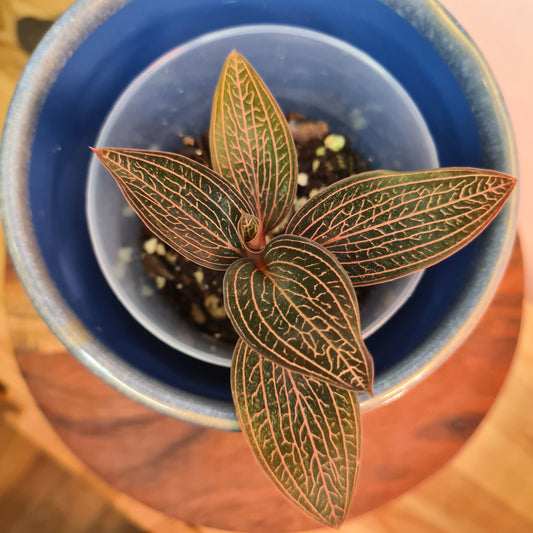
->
[30,0,485,403]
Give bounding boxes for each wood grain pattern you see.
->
[0,424,141,533]
[3,241,523,532]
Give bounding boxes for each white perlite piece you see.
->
[166,252,178,264]
[309,187,324,199]
[297,172,309,187]
[191,303,207,325]
[155,276,166,289]
[156,243,166,256]
[204,294,227,319]
[193,270,204,286]
[324,133,346,152]
[143,237,158,255]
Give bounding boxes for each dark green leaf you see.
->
[210,51,297,233]
[224,235,373,392]
[286,168,517,285]
[93,147,252,270]
[232,339,360,528]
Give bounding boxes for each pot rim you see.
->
[86,23,433,367]
[0,0,519,429]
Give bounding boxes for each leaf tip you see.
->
[225,49,246,67]
[90,146,107,162]
[325,510,347,529]
[224,49,257,74]
[492,169,518,190]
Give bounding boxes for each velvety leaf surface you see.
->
[224,235,373,392]
[232,339,360,528]
[210,51,297,233]
[93,148,252,270]
[286,168,517,285]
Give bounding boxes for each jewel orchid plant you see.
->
[93,51,516,527]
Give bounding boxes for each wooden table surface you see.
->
[3,240,523,532]
[1,1,533,532]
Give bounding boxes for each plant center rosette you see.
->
[138,114,372,344]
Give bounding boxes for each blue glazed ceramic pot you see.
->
[0,0,518,429]
[86,25,434,368]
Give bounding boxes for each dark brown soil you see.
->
[139,114,372,345]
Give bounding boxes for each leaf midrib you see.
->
[292,173,501,239]
[336,198,506,272]
[287,371,346,503]
[231,253,368,389]
[113,151,245,251]
[245,354,320,518]
[319,180,508,246]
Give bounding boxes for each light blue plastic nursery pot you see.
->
[86,25,434,368]
[0,0,518,430]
